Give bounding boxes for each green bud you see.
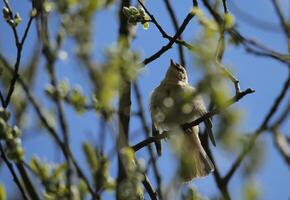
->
[224,13,235,29]
[70,87,87,113]
[2,7,10,20]
[139,8,145,17]
[9,138,22,148]
[58,79,70,98]
[30,8,37,17]
[0,184,6,200]
[43,2,54,13]
[8,19,15,27]
[143,22,149,30]
[12,126,21,137]
[5,130,13,141]
[0,107,10,121]
[7,146,24,161]
[45,84,57,99]
[122,7,131,18]
[191,6,202,16]
[0,119,7,139]
[14,12,22,26]
[129,6,138,15]
[128,17,137,25]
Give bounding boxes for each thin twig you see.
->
[270,100,290,128]
[15,163,40,200]
[0,92,5,106]
[0,55,97,198]
[0,2,38,199]
[0,143,29,200]
[222,0,228,13]
[38,12,73,199]
[224,72,290,184]
[142,175,158,200]
[215,32,241,95]
[272,128,290,168]
[202,0,290,66]
[2,0,20,45]
[117,1,158,200]
[230,1,281,33]
[138,0,290,66]
[132,88,254,152]
[137,0,169,40]
[201,133,231,200]
[142,11,197,65]
[133,83,163,199]
[271,0,290,38]
[3,14,35,108]
[162,0,186,66]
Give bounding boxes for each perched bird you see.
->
[150,59,215,181]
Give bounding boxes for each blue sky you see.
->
[0,0,289,199]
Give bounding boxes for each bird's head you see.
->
[163,59,188,84]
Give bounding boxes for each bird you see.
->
[149,59,215,181]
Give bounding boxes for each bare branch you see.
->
[132,88,254,152]
[162,0,186,66]
[272,128,290,168]
[222,0,228,13]
[0,143,29,200]
[271,0,290,38]
[142,175,158,200]
[224,72,290,183]
[142,11,197,65]
[133,83,163,199]
[3,13,35,108]
[0,54,97,198]
[215,32,241,95]
[271,100,290,128]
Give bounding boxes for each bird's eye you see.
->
[177,67,183,72]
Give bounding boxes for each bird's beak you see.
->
[170,59,176,66]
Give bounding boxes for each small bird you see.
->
[150,59,215,181]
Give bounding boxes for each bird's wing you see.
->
[193,93,216,147]
[204,116,216,146]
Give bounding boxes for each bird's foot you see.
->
[181,123,193,134]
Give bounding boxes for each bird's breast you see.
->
[150,84,200,130]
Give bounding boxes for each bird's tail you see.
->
[176,129,214,182]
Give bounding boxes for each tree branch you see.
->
[162,0,186,66]
[0,143,29,200]
[133,82,162,199]
[132,88,254,152]
[0,54,97,198]
[272,128,290,168]
[142,10,197,65]
[224,71,290,184]
[271,0,290,39]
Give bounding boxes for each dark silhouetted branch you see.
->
[224,72,290,184]
[0,143,29,200]
[142,11,197,65]
[162,0,186,66]
[132,88,254,152]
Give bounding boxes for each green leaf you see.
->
[69,87,87,113]
[181,186,207,200]
[224,13,235,29]
[82,142,99,171]
[244,180,261,200]
[143,22,149,30]
[0,184,6,200]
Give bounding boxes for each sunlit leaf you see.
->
[0,184,6,200]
